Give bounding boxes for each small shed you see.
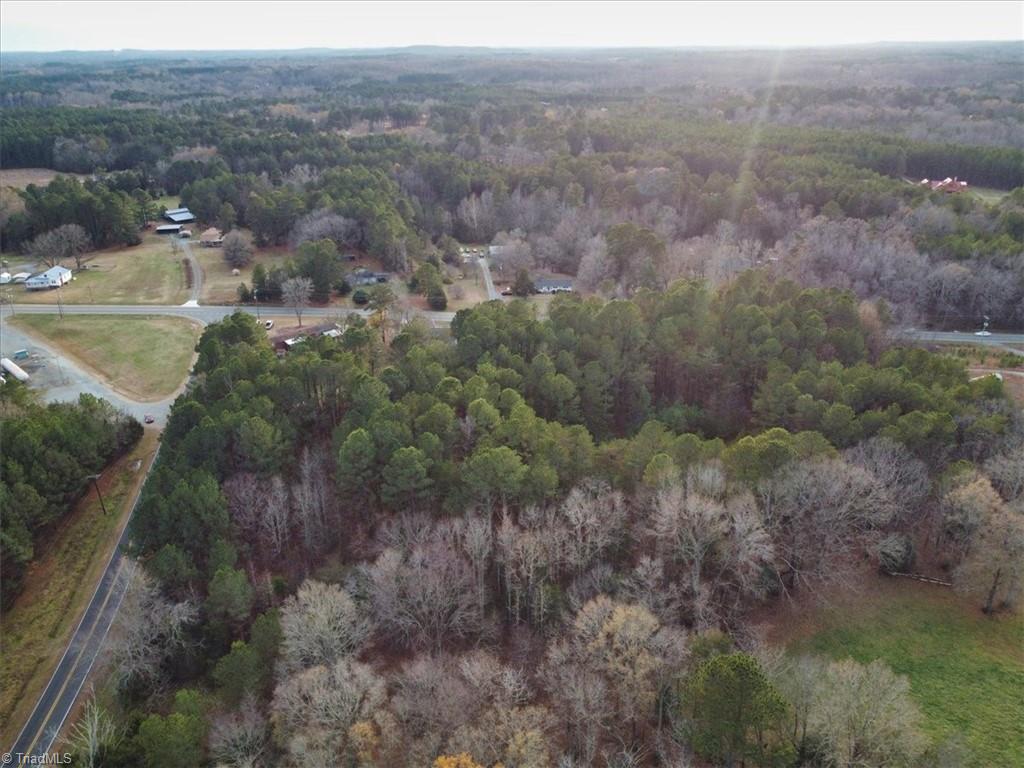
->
[156,224,183,235]
[199,228,224,247]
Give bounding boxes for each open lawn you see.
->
[0,430,159,745]
[195,241,291,304]
[10,315,200,400]
[17,234,188,305]
[774,578,1024,767]
[443,261,490,310]
[970,186,1011,205]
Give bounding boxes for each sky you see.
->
[2,0,1021,52]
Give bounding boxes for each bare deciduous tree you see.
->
[209,697,269,768]
[809,659,926,768]
[272,658,386,765]
[261,476,291,560]
[282,276,314,327]
[291,446,333,557]
[954,499,1024,614]
[279,579,372,673]
[104,561,196,694]
[26,223,92,269]
[366,543,481,651]
[560,479,627,575]
[290,208,359,250]
[761,456,896,596]
[223,229,255,268]
[985,445,1024,502]
[68,697,121,768]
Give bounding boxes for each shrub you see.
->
[877,533,915,574]
[352,288,369,305]
[427,285,448,310]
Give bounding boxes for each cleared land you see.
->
[195,241,290,305]
[0,430,159,745]
[17,234,188,306]
[0,168,87,190]
[9,315,200,400]
[774,578,1024,767]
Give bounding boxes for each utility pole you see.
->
[56,283,65,320]
[254,288,260,320]
[84,473,109,515]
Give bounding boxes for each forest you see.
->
[73,278,1017,767]
[2,44,1023,328]
[0,42,1022,768]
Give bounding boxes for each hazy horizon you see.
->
[3,0,1021,53]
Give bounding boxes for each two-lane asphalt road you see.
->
[896,329,1024,353]
[6,460,150,765]
[3,302,458,327]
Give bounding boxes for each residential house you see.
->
[346,267,391,287]
[919,177,969,193]
[534,277,574,294]
[25,265,73,290]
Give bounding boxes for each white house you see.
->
[25,266,72,290]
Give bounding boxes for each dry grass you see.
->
[10,315,200,400]
[195,240,292,305]
[0,430,160,745]
[17,233,188,306]
[0,168,87,190]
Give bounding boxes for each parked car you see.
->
[143,414,155,424]
[264,320,275,330]
[975,330,992,336]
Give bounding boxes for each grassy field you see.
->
[0,168,87,190]
[0,430,160,745]
[17,234,188,306]
[970,186,1011,204]
[777,579,1024,767]
[10,315,200,400]
[194,240,292,304]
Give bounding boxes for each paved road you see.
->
[3,302,458,326]
[896,329,1024,352]
[6,455,151,765]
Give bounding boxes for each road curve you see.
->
[6,450,155,765]
[0,320,183,425]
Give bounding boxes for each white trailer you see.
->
[1,357,30,382]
